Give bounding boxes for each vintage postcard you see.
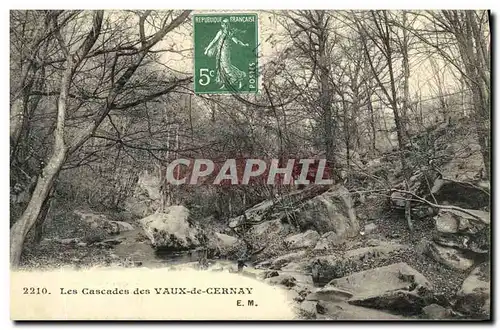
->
[9,9,491,321]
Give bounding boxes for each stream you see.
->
[111,228,232,268]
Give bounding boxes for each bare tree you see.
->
[10,10,192,267]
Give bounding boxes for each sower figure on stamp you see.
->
[204,18,249,90]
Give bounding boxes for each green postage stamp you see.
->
[193,13,259,94]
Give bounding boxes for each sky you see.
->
[157,9,471,104]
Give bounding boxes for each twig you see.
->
[390,188,489,225]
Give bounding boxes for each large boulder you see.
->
[227,185,357,256]
[311,243,409,285]
[230,185,358,237]
[455,262,490,319]
[139,206,200,250]
[428,134,489,210]
[295,185,359,237]
[325,262,434,315]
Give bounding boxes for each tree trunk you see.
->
[10,149,66,266]
[366,87,377,152]
[10,22,76,266]
[32,189,53,244]
[317,13,338,181]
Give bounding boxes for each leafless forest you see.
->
[10,10,490,320]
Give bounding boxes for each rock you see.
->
[292,287,311,303]
[248,219,294,248]
[433,231,489,254]
[435,211,461,233]
[326,262,433,315]
[288,285,311,303]
[317,301,407,320]
[455,262,490,319]
[390,191,407,209]
[281,277,297,288]
[265,275,297,288]
[255,260,271,269]
[311,243,409,285]
[433,209,490,256]
[214,232,238,247]
[281,260,309,272]
[139,206,200,250]
[434,209,490,234]
[349,288,433,316]
[297,300,317,318]
[284,230,320,249]
[316,301,327,314]
[227,185,357,255]
[206,232,244,258]
[295,185,359,237]
[305,287,354,302]
[228,197,294,234]
[74,210,134,235]
[263,270,279,279]
[313,231,341,251]
[426,242,475,270]
[268,250,306,270]
[412,206,436,220]
[288,273,314,286]
[422,304,452,319]
[241,199,275,223]
[430,178,489,210]
[265,273,313,288]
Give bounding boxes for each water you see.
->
[154,249,203,264]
